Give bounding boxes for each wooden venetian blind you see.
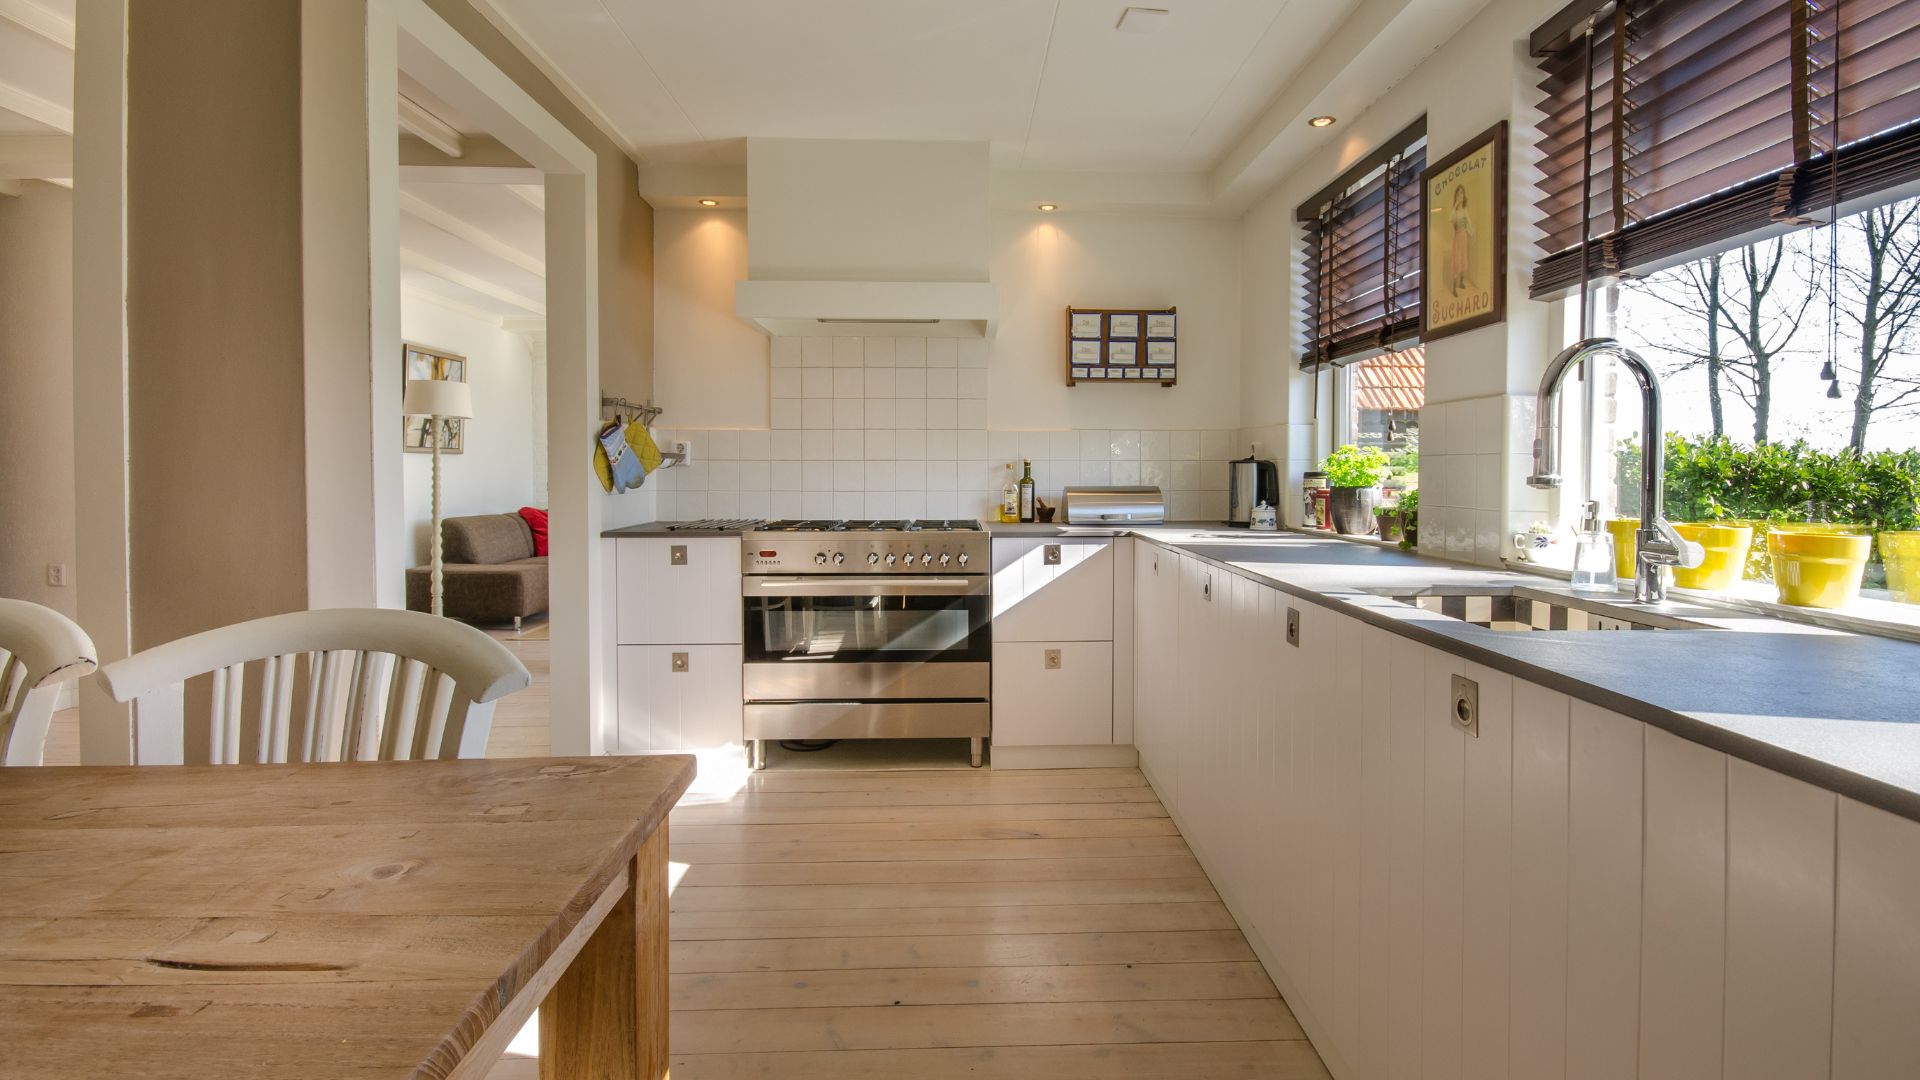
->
[1530,0,1920,299]
[1299,118,1428,368]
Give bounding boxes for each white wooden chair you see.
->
[0,599,99,765]
[95,608,530,765]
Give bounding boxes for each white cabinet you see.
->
[1125,537,1920,1080]
[615,537,741,646]
[614,644,742,753]
[990,537,1131,763]
[990,641,1112,746]
[991,537,1113,640]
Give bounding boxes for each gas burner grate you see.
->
[666,518,767,531]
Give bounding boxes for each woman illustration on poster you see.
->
[1448,184,1474,296]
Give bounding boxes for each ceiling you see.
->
[478,0,1360,173]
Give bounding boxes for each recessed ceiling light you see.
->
[1309,115,1337,129]
[698,198,719,207]
[1038,203,1058,212]
[1116,6,1170,34]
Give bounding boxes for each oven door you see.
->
[743,575,989,664]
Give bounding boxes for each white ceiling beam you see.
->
[401,246,545,315]
[465,0,645,164]
[398,162,541,184]
[635,162,746,206]
[1208,0,1487,216]
[397,92,463,158]
[0,0,74,50]
[506,183,544,211]
[398,188,545,276]
[0,133,71,179]
[990,168,1219,218]
[0,78,73,133]
[401,281,508,326]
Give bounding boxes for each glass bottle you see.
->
[1000,464,1019,523]
[1018,459,1036,523]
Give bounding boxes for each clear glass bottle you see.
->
[1018,459,1036,523]
[1000,464,1019,523]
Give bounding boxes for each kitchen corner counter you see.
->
[1127,526,1920,825]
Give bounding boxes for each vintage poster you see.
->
[1421,122,1507,341]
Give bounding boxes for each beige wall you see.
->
[0,182,76,617]
[127,0,311,648]
[425,0,655,401]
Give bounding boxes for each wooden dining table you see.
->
[0,753,694,1079]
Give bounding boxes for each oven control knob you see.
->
[921,552,934,566]
[867,552,880,564]
[814,552,828,565]
[833,552,846,565]
[886,552,898,566]
[939,552,951,566]
[957,552,970,567]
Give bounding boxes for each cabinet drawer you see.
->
[614,644,742,754]
[991,641,1113,746]
[615,537,742,645]
[990,538,1113,641]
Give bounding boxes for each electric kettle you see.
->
[1227,446,1280,526]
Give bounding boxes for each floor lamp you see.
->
[403,378,474,617]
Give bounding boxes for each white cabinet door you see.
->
[991,538,1114,641]
[1132,544,1180,804]
[615,644,742,753]
[1565,701,1644,1080]
[1508,680,1572,1080]
[990,641,1113,746]
[615,537,742,645]
[1174,554,1225,847]
[1833,797,1920,1078]
[1638,726,1728,1080]
[1723,758,1837,1080]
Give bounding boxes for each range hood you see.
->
[734,279,998,338]
[736,139,998,339]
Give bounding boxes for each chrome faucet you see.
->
[1526,337,1702,603]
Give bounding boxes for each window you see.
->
[1344,348,1424,497]
[1533,0,1920,610]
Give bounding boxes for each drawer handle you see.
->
[669,545,688,566]
[671,652,690,673]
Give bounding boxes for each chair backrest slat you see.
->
[96,609,528,766]
[0,601,98,767]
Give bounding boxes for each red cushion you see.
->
[517,506,549,556]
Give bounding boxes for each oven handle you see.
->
[742,576,989,597]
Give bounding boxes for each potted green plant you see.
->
[1397,488,1419,549]
[1375,503,1404,542]
[1322,445,1391,535]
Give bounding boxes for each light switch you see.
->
[671,652,689,673]
[1044,649,1062,669]
[669,544,688,566]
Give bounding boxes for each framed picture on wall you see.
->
[402,343,468,454]
[1420,121,1507,342]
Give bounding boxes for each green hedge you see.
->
[1616,434,1920,583]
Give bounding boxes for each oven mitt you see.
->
[593,420,618,493]
[596,418,646,494]
[626,422,665,475]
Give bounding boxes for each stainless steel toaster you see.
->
[1060,486,1166,525]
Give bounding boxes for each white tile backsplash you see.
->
[653,334,1239,523]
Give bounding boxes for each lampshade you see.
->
[403,378,473,418]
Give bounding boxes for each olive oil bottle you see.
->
[999,464,1019,523]
[1018,458,1036,523]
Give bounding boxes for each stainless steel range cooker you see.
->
[740,519,991,768]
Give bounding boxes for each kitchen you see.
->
[575,0,1920,1073]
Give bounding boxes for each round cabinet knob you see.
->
[886,552,898,565]
[921,552,934,565]
[867,552,881,564]
[939,552,952,565]
[832,552,846,565]
[957,552,970,567]
[814,552,828,565]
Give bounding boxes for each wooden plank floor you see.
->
[39,621,1328,1076]
[663,766,1330,1079]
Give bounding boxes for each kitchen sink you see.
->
[1367,585,1713,632]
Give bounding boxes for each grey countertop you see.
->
[1129,527,1920,824]
[600,522,746,538]
[602,518,1920,821]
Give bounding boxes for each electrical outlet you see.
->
[1286,607,1300,647]
[673,439,694,466]
[1043,649,1062,669]
[46,564,67,587]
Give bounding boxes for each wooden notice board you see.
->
[1066,306,1177,387]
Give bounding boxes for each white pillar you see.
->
[544,170,602,755]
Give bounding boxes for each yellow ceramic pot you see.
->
[1669,523,1754,591]
[1880,531,1920,603]
[1769,528,1872,608]
[1605,518,1639,580]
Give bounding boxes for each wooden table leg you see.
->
[541,824,669,1080]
